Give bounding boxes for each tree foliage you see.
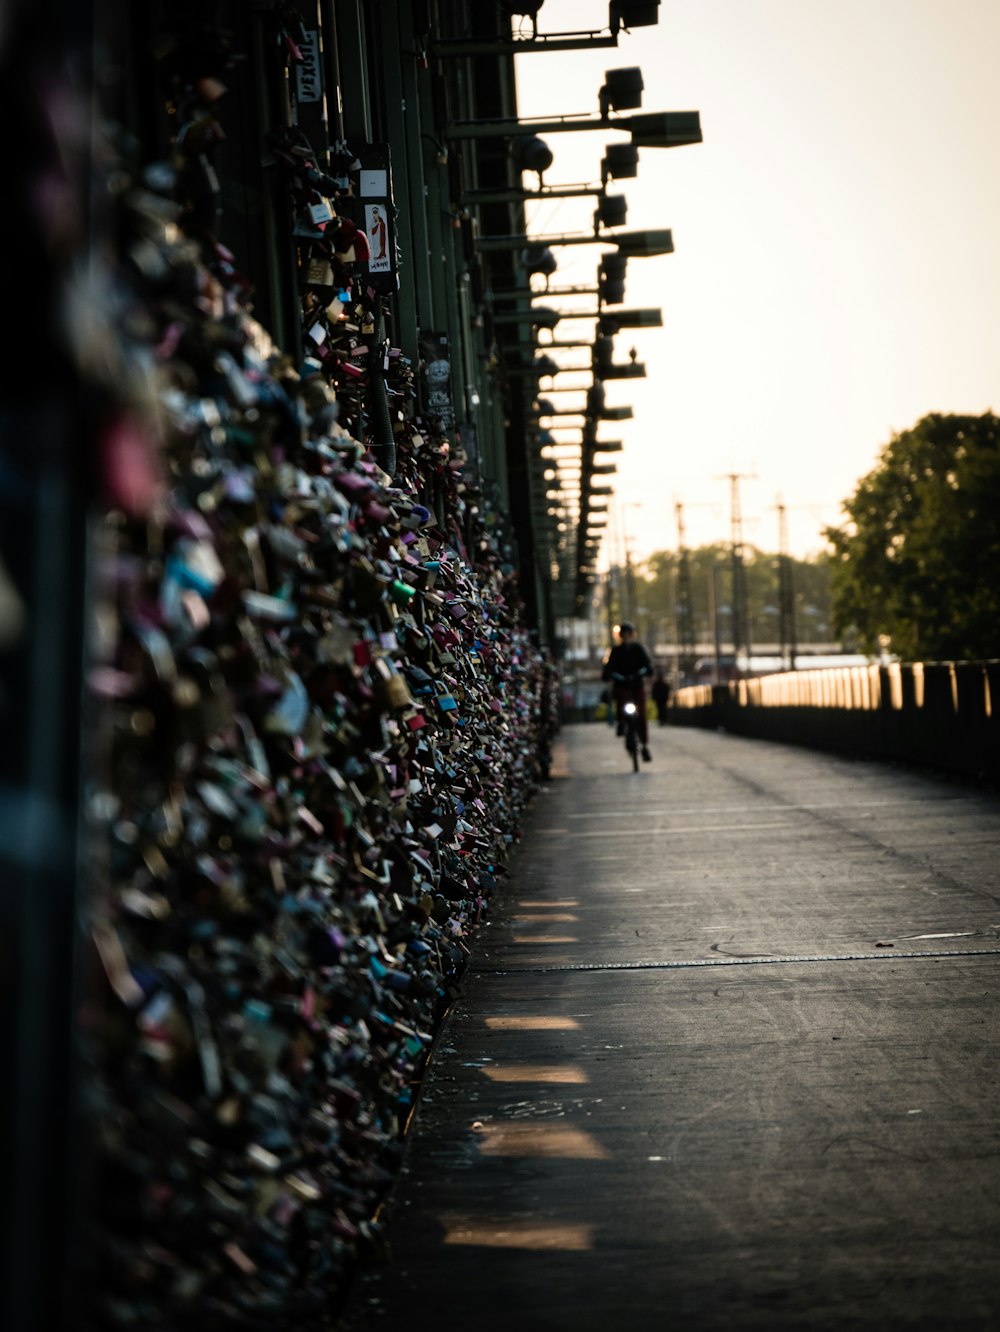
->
[825,412,1000,660]
[624,544,834,649]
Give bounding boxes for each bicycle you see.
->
[610,670,648,772]
[621,698,641,772]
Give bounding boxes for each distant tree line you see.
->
[618,544,836,655]
[612,412,1000,667]
[825,412,1000,661]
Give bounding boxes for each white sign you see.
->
[295,31,322,104]
[359,169,388,197]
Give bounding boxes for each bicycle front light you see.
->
[623,702,637,716]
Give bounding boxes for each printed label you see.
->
[295,31,322,103]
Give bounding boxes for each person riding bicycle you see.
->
[601,621,653,762]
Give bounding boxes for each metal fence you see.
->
[670,661,1000,782]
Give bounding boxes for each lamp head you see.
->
[599,251,628,303]
[594,193,628,231]
[612,228,674,257]
[627,110,702,148]
[592,334,615,372]
[498,0,544,33]
[521,246,558,276]
[599,67,644,117]
[586,382,606,415]
[512,134,554,183]
[597,307,662,333]
[601,142,640,181]
[610,0,661,30]
[597,360,646,380]
[530,305,561,329]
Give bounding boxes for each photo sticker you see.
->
[365,203,391,273]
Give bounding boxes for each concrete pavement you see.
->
[338,723,1000,1331]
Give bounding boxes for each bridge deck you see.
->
[340,724,1000,1331]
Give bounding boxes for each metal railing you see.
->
[671,661,1000,782]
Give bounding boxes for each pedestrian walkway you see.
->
[338,723,1000,1331]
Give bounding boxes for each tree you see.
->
[634,544,834,652]
[825,412,1000,660]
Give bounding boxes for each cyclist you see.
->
[601,621,653,762]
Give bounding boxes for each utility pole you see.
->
[618,501,640,626]
[775,496,798,670]
[624,542,636,626]
[675,501,696,682]
[720,472,756,670]
[710,564,723,684]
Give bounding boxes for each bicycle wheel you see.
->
[626,720,639,772]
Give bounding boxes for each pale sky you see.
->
[514,0,1000,563]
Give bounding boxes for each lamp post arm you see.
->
[446,113,626,141]
[446,110,701,146]
[510,339,599,350]
[463,184,603,205]
[477,227,674,255]
[491,285,600,301]
[432,33,619,58]
[478,232,607,253]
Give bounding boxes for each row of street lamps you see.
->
[454,1,702,621]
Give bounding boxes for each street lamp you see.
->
[477,226,674,258]
[520,246,559,278]
[593,336,647,378]
[446,104,701,149]
[462,139,641,206]
[493,305,565,328]
[516,306,661,329]
[594,192,628,231]
[597,307,662,332]
[602,142,639,181]
[492,256,633,307]
[586,381,637,419]
[509,307,660,358]
[524,355,646,381]
[532,393,634,423]
[600,252,628,303]
[512,335,613,351]
[511,134,554,185]
[433,3,662,57]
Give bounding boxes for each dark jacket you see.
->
[602,641,653,682]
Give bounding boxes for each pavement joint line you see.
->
[542,821,803,837]
[471,946,1000,976]
[563,798,971,818]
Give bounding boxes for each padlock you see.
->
[379,668,413,711]
[306,255,336,287]
[308,196,335,226]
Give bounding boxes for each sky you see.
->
[513,0,1000,564]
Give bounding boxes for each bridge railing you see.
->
[671,661,1000,782]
